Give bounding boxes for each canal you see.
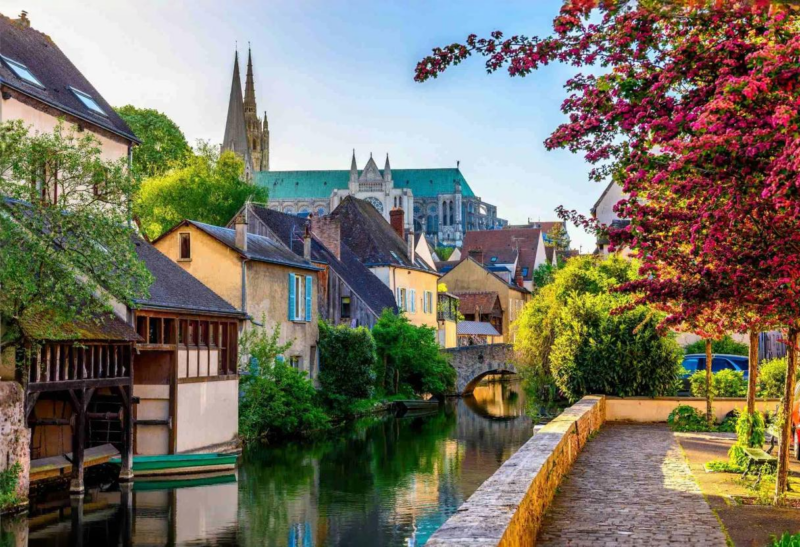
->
[5,378,532,547]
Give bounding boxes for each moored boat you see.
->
[109,453,238,477]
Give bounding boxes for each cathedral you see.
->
[221,50,506,246]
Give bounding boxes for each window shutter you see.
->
[305,275,313,322]
[410,290,416,313]
[288,273,296,320]
[396,288,402,308]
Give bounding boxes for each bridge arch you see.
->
[443,344,518,395]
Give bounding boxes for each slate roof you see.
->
[181,220,320,271]
[452,292,502,316]
[457,321,501,337]
[254,168,475,200]
[133,237,245,317]
[20,310,141,342]
[330,196,437,273]
[246,206,398,316]
[461,228,543,281]
[0,13,138,143]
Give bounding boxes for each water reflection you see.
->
[10,378,532,547]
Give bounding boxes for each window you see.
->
[409,289,417,313]
[289,356,302,369]
[682,358,700,374]
[711,357,737,372]
[295,274,304,320]
[341,296,351,318]
[522,267,529,277]
[179,233,191,260]
[70,87,107,116]
[288,273,313,321]
[396,287,407,311]
[490,257,498,263]
[1,55,44,87]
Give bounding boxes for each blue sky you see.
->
[6,0,598,252]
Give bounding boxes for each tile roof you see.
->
[457,321,501,337]
[330,196,436,273]
[0,14,138,142]
[452,292,501,316]
[254,168,475,200]
[186,220,320,271]
[247,206,398,317]
[133,237,245,317]
[461,228,543,281]
[448,257,530,294]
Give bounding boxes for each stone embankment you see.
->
[0,381,30,513]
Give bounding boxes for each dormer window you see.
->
[1,55,44,88]
[70,87,106,116]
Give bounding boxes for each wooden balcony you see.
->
[27,342,133,393]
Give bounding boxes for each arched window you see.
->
[449,201,454,227]
[426,214,438,235]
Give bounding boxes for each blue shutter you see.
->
[288,273,296,321]
[305,275,313,322]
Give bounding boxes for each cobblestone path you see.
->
[537,424,727,546]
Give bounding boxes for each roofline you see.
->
[460,257,530,294]
[133,301,247,319]
[0,80,141,144]
[591,180,616,216]
[364,262,441,276]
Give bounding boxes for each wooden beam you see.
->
[70,389,86,494]
[27,377,131,393]
[24,391,40,420]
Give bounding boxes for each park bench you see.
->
[741,447,777,487]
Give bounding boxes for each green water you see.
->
[8,379,532,547]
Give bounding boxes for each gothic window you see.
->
[449,201,454,227]
[428,205,437,215]
[364,197,384,214]
[414,204,421,216]
[426,215,438,235]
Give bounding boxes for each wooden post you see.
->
[776,327,798,503]
[69,389,86,495]
[118,383,134,482]
[747,331,759,416]
[119,481,133,547]
[69,495,85,547]
[705,339,713,426]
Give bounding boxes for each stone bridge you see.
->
[443,344,518,395]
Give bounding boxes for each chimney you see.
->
[303,224,312,260]
[515,265,524,288]
[468,247,484,264]
[389,207,405,240]
[234,213,248,252]
[407,232,416,264]
[16,11,30,28]
[311,215,341,261]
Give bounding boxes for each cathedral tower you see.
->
[243,48,269,171]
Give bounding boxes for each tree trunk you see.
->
[775,327,798,504]
[747,331,759,416]
[705,338,714,426]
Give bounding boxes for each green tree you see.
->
[372,309,455,397]
[436,246,455,261]
[318,321,377,407]
[515,255,682,402]
[684,335,749,357]
[115,105,190,178]
[134,142,268,239]
[545,223,570,252]
[531,262,558,289]
[0,120,151,351]
[238,322,329,440]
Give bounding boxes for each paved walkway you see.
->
[537,424,728,546]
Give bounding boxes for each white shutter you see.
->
[410,290,416,313]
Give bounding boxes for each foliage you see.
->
[544,223,570,252]
[684,336,749,357]
[318,321,377,412]
[238,323,330,440]
[667,405,713,433]
[758,357,800,399]
[436,246,455,261]
[134,142,268,239]
[531,262,558,289]
[717,412,739,433]
[114,105,190,178]
[516,255,682,402]
[729,410,767,468]
[771,533,800,547]
[0,120,152,350]
[372,309,455,397]
[705,460,743,473]
[0,462,21,510]
[689,369,747,398]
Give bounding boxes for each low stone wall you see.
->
[427,395,605,547]
[606,396,781,423]
[0,382,30,511]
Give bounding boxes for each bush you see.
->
[667,405,713,432]
[758,357,799,398]
[689,369,747,398]
[318,322,377,401]
[729,410,766,467]
[684,335,749,356]
[238,323,330,440]
[771,533,800,547]
[0,462,21,510]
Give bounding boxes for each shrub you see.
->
[0,462,21,510]
[758,357,799,398]
[729,410,766,467]
[684,335,749,356]
[689,369,747,398]
[238,323,330,440]
[667,405,712,432]
[318,321,377,401]
[771,533,800,547]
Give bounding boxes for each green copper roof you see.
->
[253,168,476,200]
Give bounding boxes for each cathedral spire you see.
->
[384,153,392,182]
[244,46,257,114]
[222,50,252,176]
[349,149,358,183]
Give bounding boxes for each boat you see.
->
[130,470,237,491]
[394,399,441,412]
[108,453,238,477]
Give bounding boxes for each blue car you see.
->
[680,354,749,393]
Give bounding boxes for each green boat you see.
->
[131,471,237,491]
[109,453,239,477]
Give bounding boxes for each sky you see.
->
[4,0,599,252]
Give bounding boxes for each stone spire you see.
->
[244,47,257,115]
[349,149,358,183]
[222,50,252,176]
[262,111,270,171]
[384,153,392,182]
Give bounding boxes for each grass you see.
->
[705,460,744,474]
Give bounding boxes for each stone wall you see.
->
[606,396,780,423]
[427,395,606,546]
[443,344,516,394]
[0,382,30,510]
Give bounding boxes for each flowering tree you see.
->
[416,0,800,501]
